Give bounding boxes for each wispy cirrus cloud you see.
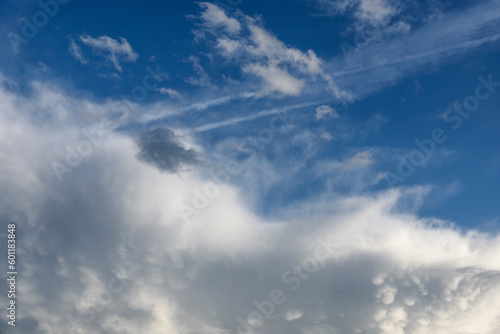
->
[317,0,400,27]
[326,0,500,100]
[185,55,214,87]
[69,35,138,72]
[156,87,182,98]
[315,105,339,121]
[68,38,88,65]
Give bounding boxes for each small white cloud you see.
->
[68,38,88,64]
[321,132,334,141]
[186,55,214,87]
[157,87,182,98]
[285,310,304,321]
[315,105,339,121]
[372,273,387,285]
[345,150,374,167]
[244,63,304,96]
[356,0,398,25]
[246,25,323,75]
[216,38,241,55]
[317,0,399,27]
[79,35,138,72]
[199,2,241,34]
[38,62,51,72]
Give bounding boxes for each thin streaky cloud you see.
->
[79,35,139,72]
[330,34,500,79]
[193,100,330,132]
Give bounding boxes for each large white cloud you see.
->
[0,77,499,334]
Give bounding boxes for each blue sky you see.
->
[2,0,498,227]
[1,0,500,333]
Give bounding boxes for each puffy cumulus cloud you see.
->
[77,35,139,72]
[0,79,500,334]
[194,3,351,99]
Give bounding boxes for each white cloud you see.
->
[157,87,182,98]
[345,149,374,167]
[167,1,500,136]
[285,309,304,321]
[315,105,339,120]
[195,3,350,98]
[356,0,398,25]
[68,38,88,64]
[186,55,214,87]
[244,63,305,96]
[321,132,334,141]
[79,35,138,72]
[245,24,323,75]
[198,2,242,34]
[193,100,318,132]
[316,0,399,27]
[1,72,500,334]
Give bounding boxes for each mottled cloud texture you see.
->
[0,75,499,334]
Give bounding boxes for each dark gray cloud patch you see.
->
[135,127,199,173]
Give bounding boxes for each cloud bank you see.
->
[0,75,499,334]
